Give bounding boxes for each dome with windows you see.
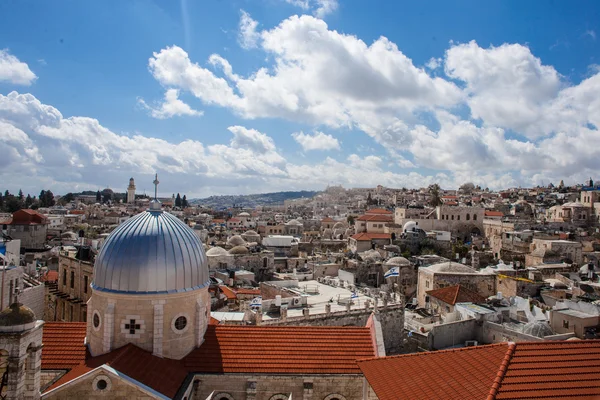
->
[92,206,209,294]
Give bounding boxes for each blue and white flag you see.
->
[384,267,399,279]
[249,296,262,307]
[351,291,358,300]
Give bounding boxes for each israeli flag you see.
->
[249,296,262,307]
[351,292,358,300]
[384,267,399,279]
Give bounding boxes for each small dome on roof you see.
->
[227,235,246,246]
[243,230,259,236]
[286,219,303,226]
[522,321,554,338]
[229,246,249,255]
[238,212,250,217]
[322,228,333,238]
[385,257,410,266]
[403,221,417,232]
[0,303,36,328]
[206,246,229,256]
[426,262,476,274]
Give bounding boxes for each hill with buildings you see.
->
[191,190,319,209]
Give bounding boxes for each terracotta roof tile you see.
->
[219,285,236,300]
[41,322,87,370]
[357,214,394,222]
[426,285,486,305]
[350,232,391,241]
[46,344,187,398]
[359,340,600,400]
[485,210,505,217]
[365,208,393,215]
[184,325,375,374]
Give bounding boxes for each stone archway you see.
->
[213,393,234,400]
[324,394,347,400]
[269,395,290,400]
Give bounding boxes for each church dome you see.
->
[0,303,36,328]
[206,246,229,256]
[426,261,475,274]
[403,221,418,232]
[522,321,553,338]
[92,209,209,294]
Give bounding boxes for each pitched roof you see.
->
[358,340,600,400]
[365,208,393,215]
[485,210,504,217]
[41,322,87,370]
[356,214,393,222]
[46,344,188,398]
[219,285,237,300]
[183,325,375,374]
[426,285,486,305]
[321,217,335,222]
[350,232,391,241]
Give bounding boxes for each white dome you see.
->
[426,262,475,274]
[243,230,259,236]
[227,235,246,246]
[93,209,209,294]
[286,219,303,226]
[403,221,418,232]
[238,212,250,217]
[385,257,410,266]
[206,246,229,256]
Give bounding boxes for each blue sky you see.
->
[0,0,599,197]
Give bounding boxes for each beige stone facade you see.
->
[86,287,210,360]
[55,253,94,323]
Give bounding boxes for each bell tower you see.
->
[127,178,136,203]
[0,303,44,400]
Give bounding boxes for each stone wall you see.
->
[428,319,479,350]
[191,373,366,400]
[259,304,405,355]
[20,284,45,321]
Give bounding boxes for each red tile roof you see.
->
[184,325,375,374]
[356,214,393,222]
[10,209,48,225]
[42,324,375,396]
[426,285,486,306]
[46,344,188,398]
[41,322,87,370]
[485,210,505,217]
[321,217,335,222]
[365,208,393,215]
[234,288,261,296]
[219,285,236,300]
[358,340,600,400]
[40,270,59,283]
[350,232,391,241]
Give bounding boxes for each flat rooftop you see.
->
[262,279,399,320]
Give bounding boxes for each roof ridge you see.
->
[453,285,460,304]
[486,342,516,400]
[357,342,507,362]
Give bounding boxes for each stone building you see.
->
[31,180,379,399]
[126,177,136,203]
[525,239,583,266]
[416,261,496,307]
[54,248,94,323]
[348,233,391,253]
[5,210,49,251]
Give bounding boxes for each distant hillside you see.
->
[191,191,319,209]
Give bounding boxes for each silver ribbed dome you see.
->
[92,209,209,294]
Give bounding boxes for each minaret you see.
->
[127,178,136,203]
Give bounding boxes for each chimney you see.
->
[280,305,288,322]
[325,303,331,314]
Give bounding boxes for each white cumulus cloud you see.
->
[137,89,203,119]
[292,131,340,151]
[0,49,37,86]
[238,10,260,49]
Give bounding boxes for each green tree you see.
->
[0,192,3,211]
[347,215,355,226]
[182,195,188,208]
[96,190,101,202]
[175,193,182,208]
[4,196,22,213]
[428,184,442,207]
[18,189,24,201]
[25,194,33,208]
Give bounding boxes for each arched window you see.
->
[324,395,347,400]
[473,214,477,221]
[213,393,234,400]
[466,214,470,221]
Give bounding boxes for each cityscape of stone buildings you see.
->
[1,176,600,398]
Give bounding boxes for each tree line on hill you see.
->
[0,189,56,213]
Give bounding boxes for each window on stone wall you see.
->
[84,276,88,293]
[473,214,477,220]
[563,320,569,329]
[457,215,460,221]
[62,270,67,285]
[70,271,74,289]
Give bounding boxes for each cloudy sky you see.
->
[0,1,599,197]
